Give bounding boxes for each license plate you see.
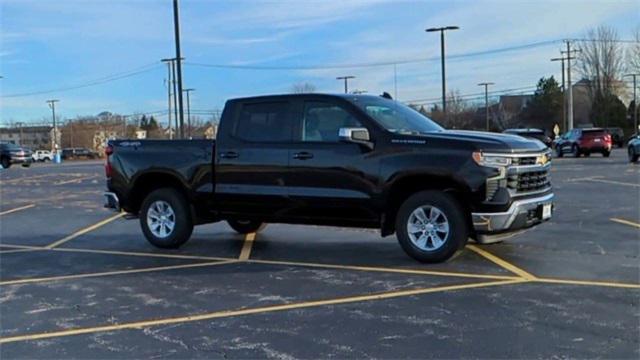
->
[594,138,601,142]
[542,204,552,220]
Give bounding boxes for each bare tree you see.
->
[577,25,626,98]
[291,82,317,94]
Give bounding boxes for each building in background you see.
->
[0,125,61,151]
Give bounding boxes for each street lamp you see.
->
[183,88,195,138]
[426,26,459,115]
[477,82,495,131]
[46,99,59,153]
[336,76,355,94]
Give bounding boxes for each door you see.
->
[214,100,293,218]
[286,99,380,223]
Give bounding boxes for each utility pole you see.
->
[172,0,185,139]
[426,26,459,116]
[551,57,566,132]
[562,41,580,131]
[46,100,59,152]
[161,58,174,139]
[336,76,355,94]
[183,88,195,138]
[122,115,127,138]
[625,74,639,133]
[478,82,494,131]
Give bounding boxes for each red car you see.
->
[555,128,612,157]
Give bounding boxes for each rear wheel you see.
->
[1,157,10,169]
[140,188,193,249]
[227,220,266,234]
[583,152,591,157]
[571,145,580,157]
[629,147,639,163]
[603,151,611,157]
[395,191,468,263]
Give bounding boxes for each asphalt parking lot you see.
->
[0,151,639,359]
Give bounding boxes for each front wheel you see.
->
[140,188,193,249]
[1,157,11,169]
[395,191,468,263]
[555,146,564,158]
[227,220,266,234]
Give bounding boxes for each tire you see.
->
[140,188,193,249]
[1,157,11,169]
[395,191,468,263]
[227,220,267,234]
[583,152,591,157]
[555,146,564,158]
[571,145,580,158]
[603,151,610,158]
[629,148,639,163]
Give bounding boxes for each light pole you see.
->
[551,57,566,132]
[161,58,174,139]
[336,76,355,94]
[478,82,494,131]
[426,26,459,115]
[625,74,639,133]
[46,100,59,152]
[183,88,195,138]
[172,0,185,139]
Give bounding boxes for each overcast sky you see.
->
[0,0,638,123]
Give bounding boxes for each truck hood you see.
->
[397,130,548,153]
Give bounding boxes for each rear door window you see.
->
[234,102,291,142]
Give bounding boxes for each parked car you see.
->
[32,150,53,162]
[503,128,553,147]
[604,127,625,148]
[628,134,640,163]
[554,128,612,157]
[0,142,33,168]
[104,94,554,263]
[62,147,99,160]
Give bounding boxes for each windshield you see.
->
[353,97,444,134]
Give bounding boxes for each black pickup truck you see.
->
[104,94,553,262]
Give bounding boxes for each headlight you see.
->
[472,152,512,167]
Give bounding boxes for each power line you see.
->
[184,40,564,71]
[2,62,162,98]
[404,85,537,103]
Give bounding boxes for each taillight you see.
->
[605,134,612,143]
[105,144,113,156]
[104,144,113,178]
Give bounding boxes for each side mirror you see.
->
[338,127,373,150]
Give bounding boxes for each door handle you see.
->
[220,151,239,159]
[293,152,314,160]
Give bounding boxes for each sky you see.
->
[0,0,638,124]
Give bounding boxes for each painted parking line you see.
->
[466,244,537,280]
[238,232,256,261]
[0,204,35,216]
[0,260,237,286]
[0,278,523,344]
[247,258,521,281]
[53,174,99,186]
[610,218,640,229]
[45,212,126,249]
[0,248,41,255]
[0,174,54,184]
[585,178,640,188]
[535,277,640,289]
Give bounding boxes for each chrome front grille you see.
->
[508,170,550,193]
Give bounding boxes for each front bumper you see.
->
[103,192,120,211]
[472,193,554,234]
[11,156,32,164]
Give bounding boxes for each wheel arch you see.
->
[381,174,473,237]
